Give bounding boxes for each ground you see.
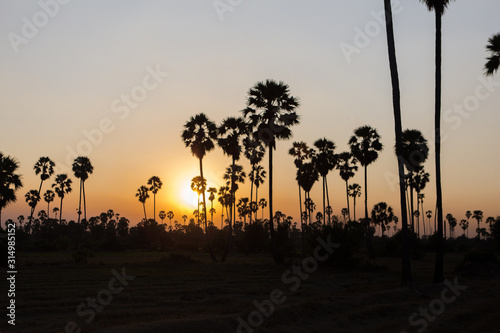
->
[1,250,498,333]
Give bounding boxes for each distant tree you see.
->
[52,207,59,220]
[237,197,250,225]
[159,210,166,224]
[296,161,319,225]
[484,32,500,76]
[249,164,266,223]
[473,210,483,239]
[289,141,314,230]
[191,176,207,224]
[218,185,231,228]
[167,211,174,227]
[0,153,23,226]
[243,79,300,263]
[207,187,217,224]
[341,208,349,223]
[348,183,362,222]
[445,213,457,238]
[72,156,93,223]
[182,214,188,224]
[411,168,430,236]
[312,138,337,224]
[465,210,472,237]
[459,219,468,237]
[135,185,149,221]
[426,210,433,234]
[259,198,267,220]
[43,190,55,219]
[336,151,358,222]
[182,113,218,261]
[243,137,265,223]
[25,190,41,227]
[52,174,72,224]
[147,176,163,222]
[371,202,395,236]
[223,164,246,239]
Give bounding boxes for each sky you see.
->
[1,0,499,228]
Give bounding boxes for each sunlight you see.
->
[182,179,200,209]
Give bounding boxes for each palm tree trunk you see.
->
[433,5,444,283]
[59,197,63,224]
[353,196,356,222]
[77,180,82,223]
[255,186,259,221]
[200,157,217,262]
[142,202,147,221]
[153,193,156,222]
[268,146,279,263]
[410,186,415,235]
[364,165,368,220]
[384,0,412,284]
[325,176,331,224]
[83,180,87,222]
[322,176,326,226]
[298,184,303,226]
[250,171,254,224]
[345,180,350,221]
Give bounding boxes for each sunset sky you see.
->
[1,0,499,226]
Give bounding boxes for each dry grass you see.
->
[1,250,498,333]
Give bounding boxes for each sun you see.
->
[181,180,200,209]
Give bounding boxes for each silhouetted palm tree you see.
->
[147,176,163,222]
[371,202,395,236]
[459,219,468,237]
[348,183,362,222]
[383,0,412,284]
[222,164,246,258]
[249,165,266,222]
[218,185,231,228]
[52,174,72,224]
[259,198,267,220]
[135,185,149,221]
[243,79,300,263]
[167,211,174,227]
[426,210,433,233]
[420,0,455,283]
[313,138,337,225]
[31,157,55,224]
[0,153,23,227]
[159,210,166,224]
[191,176,206,224]
[337,152,358,222]
[465,210,472,237]
[182,113,218,261]
[289,142,314,230]
[411,169,429,237]
[296,162,319,225]
[43,190,55,219]
[25,190,40,228]
[207,187,217,223]
[243,137,265,222]
[72,156,93,223]
[473,210,483,239]
[485,32,500,76]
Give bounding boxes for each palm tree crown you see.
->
[181,113,218,160]
[0,153,23,225]
[485,32,500,76]
[349,125,383,167]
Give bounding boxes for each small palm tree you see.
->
[465,210,472,237]
[259,198,267,220]
[336,152,358,222]
[243,79,300,263]
[249,164,266,222]
[135,186,149,221]
[52,174,72,224]
[312,138,337,225]
[167,211,174,227]
[147,176,163,222]
[0,153,23,227]
[371,202,395,236]
[43,190,55,219]
[52,207,59,219]
[473,210,483,239]
[182,113,218,261]
[31,157,55,224]
[159,210,166,224]
[459,219,468,237]
[485,32,500,76]
[25,190,41,227]
[72,156,93,223]
[296,161,319,225]
[207,187,217,224]
[348,183,362,222]
[289,141,314,230]
[191,176,207,224]
[243,137,265,222]
[182,214,188,224]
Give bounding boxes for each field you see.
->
[2,250,499,333]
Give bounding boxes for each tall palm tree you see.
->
[296,162,319,225]
[72,156,93,223]
[349,125,383,258]
[52,174,72,224]
[167,211,174,227]
[289,141,314,230]
[190,176,206,224]
[31,157,55,224]
[242,79,299,263]
[25,190,40,225]
[420,0,455,283]
[181,113,218,261]
[336,152,358,222]
[243,137,265,222]
[147,176,163,223]
[218,116,248,228]
[135,185,149,221]
[383,0,414,284]
[248,165,266,223]
[348,183,362,222]
[0,153,23,227]
[312,138,337,225]
[485,32,500,76]
[43,190,55,219]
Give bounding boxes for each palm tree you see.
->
[223,164,246,254]
[243,79,300,263]
[337,152,358,222]
[43,190,55,219]
[484,32,500,76]
[237,197,250,225]
[465,210,472,237]
[182,113,218,261]
[312,138,337,225]
[159,210,166,224]
[191,175,207,223]
[243,137,265,222]
[383,0,412,284]
[259,198,267,220]
[182,214,188,225]
[348,183,362,222]
[426,210,433,233]
[371,202,395,236]
[207,187,217,224]
[218,185,231,228]
[411,168,430,236]
[459,219,468,236]
[31,157,55,224]
[0,153,23,227]
[147,176,163,222]
[52,174,72,224]
[249,165,266,222]
[53,207,59,219]
[167,211,174,227]
[135,186,149,221]
[420,0,455,284]
[473,210,483,239]
[72,156,93,223]
[296,162,319,225]
[25,190,40,228]
[289,141,314,230]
